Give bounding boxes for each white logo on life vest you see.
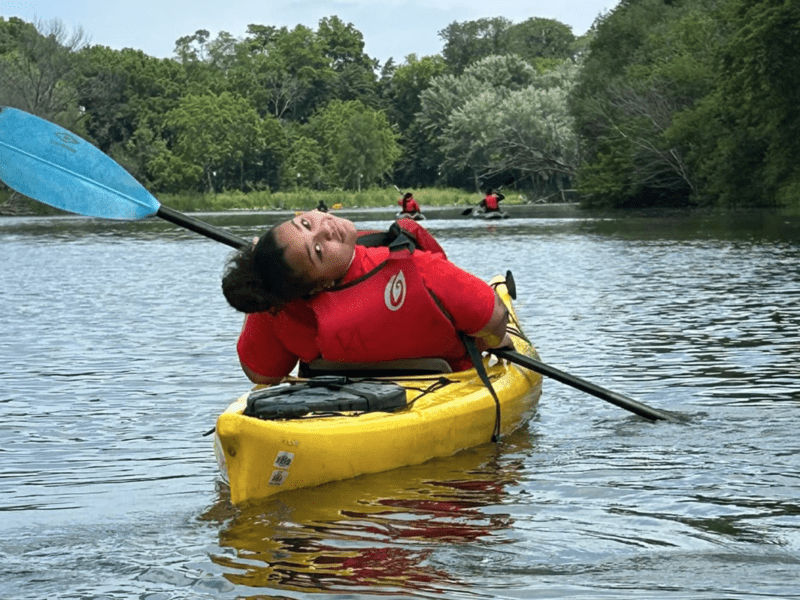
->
[384,271,407,311]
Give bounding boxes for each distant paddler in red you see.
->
[396,191,424,221]
[479,188,505,213]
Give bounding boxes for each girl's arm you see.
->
[473,291,512,350]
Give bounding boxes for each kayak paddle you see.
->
[495,271,674,422]
[0,106,247,250]
[490,348,677,422]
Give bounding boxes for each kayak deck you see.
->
[474,209,509,219]
[214,276,542,504]
[395,211,425,221]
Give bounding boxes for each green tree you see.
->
[417,73,483,140]
[439,16,575,74]
[329,62,381,108]
[281,134,326,189]
[162,92,271,192]
[440,88,505,188]
[488,69,580,190]
[231,23,334,122]
[76,47,186,151]
[504,17,576,65]
[174,29,212,62]
[684,0,800,206]
[570,0,718,207]
[171,29,229,95]
[418,54,576,189]
[306,100,400,189]
[317,15,374,71]
[317,16,380,107]
[228,46,302,120]
[393,120,445,188]
[439,17,512,73]
[439,58,579,192]
[384,53,447,131]
[384,53,448,187]
[75,45,191,190]
[460,53,538,89]
[0,17,88,126]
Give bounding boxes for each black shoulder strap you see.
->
[387,223,416,253]
[357,222,417,253]
[357,230,392,248]
[331,223,416,292]
[459,332,502,443]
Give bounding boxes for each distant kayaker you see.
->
[221,211,512,385]
[397,192,421,217]
[316,199,328,212]
[479,188,505,213]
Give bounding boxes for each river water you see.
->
[1,206,799,599]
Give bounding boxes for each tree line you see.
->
[1,0,797,209]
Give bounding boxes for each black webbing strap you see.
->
[459,332,502,443]
[331,223,417,292]
[357,222,417,252]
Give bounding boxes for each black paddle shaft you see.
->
[156,205,247,250]
[492,348,677,422]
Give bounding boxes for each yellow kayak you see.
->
[214,275,543,505]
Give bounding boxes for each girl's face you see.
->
[273,211,357,290]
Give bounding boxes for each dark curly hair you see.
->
[221,228,316,314]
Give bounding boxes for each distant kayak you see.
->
[473,208,509,219]
[396,211,425,221]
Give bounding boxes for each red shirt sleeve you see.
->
[237,249,378,379]
[415,251,495,335]
[237,300,320,379]
[237,312,300,379]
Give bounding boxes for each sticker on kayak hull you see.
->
[274,451,294,469]
[269,470,289,486]
[269,451,295,486]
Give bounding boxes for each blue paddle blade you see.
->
[0,107,160,219]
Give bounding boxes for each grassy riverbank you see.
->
[0,187,532,216]
[161,187,530,213]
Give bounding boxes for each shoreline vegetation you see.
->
[4,187,797,220]
[0,187,554,217]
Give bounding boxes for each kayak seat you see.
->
[299,357,453,378]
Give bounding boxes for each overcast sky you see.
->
[3,0,620,66]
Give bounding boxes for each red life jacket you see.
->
[307,224,464,364]
[483,194,499,211]
[399,196,420,213]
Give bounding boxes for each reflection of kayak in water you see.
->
[205,427,532,592]
[473,208,509,219]
[214,275,542,504]
[396,211,425,221]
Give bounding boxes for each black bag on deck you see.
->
[244,376,408,420]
